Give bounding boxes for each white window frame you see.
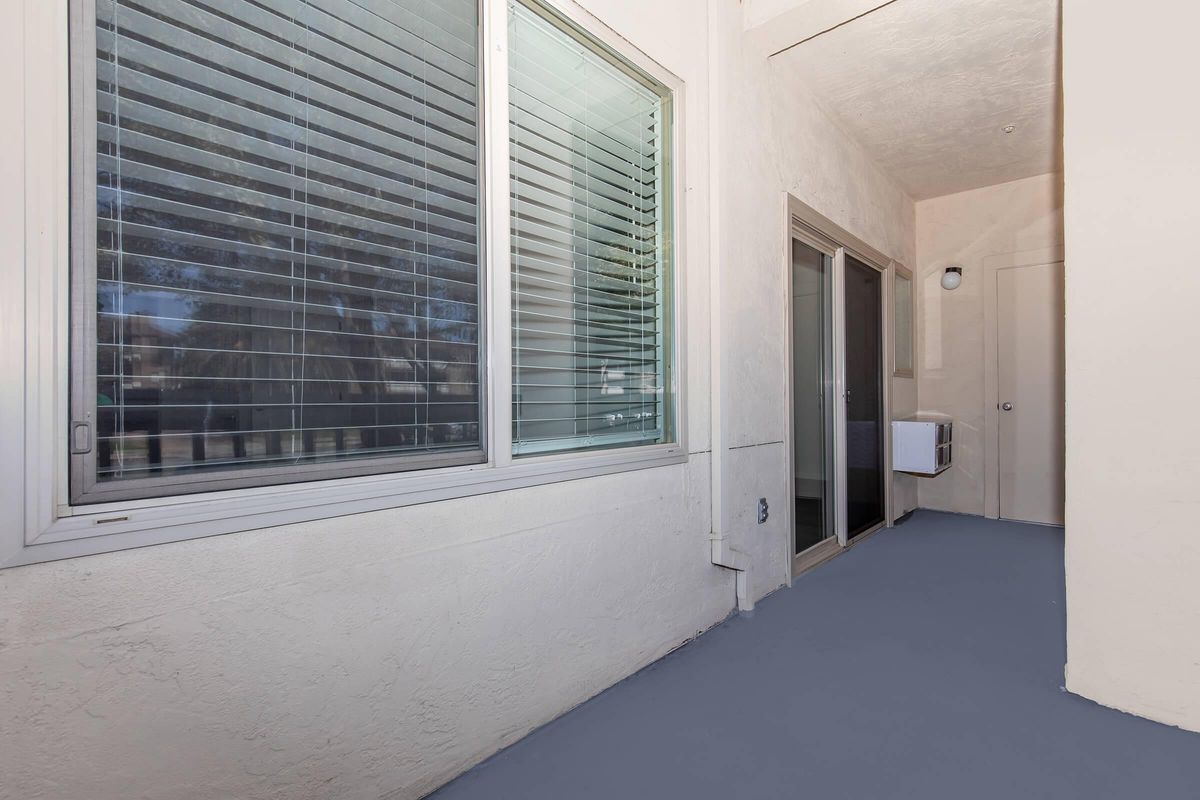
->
[0,0,688,569]
[892,263,914,379]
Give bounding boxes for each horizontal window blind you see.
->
[507,0,674,456]
[76,0,483,499]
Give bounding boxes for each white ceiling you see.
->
[769,0,1061,200]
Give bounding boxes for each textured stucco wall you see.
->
[1,1,918,797]
[711,0,916,587]
[915,173,1064,516]
[1062,0,1200,732]
[1,460,730,800]
[769,48,919,523]
[1,2,726,797]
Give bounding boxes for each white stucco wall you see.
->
[914,173,1064,516]
[0,465,731,800]
[1,1,918,797]
[711,0,916,585]
[1062,0,1200,732]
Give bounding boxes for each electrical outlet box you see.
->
[757,498,769,524]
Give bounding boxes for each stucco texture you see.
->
[1,460,732,800]
[1,1,921,797]
[1062,0,1200,733]
[710,0,917,596]
[915,172,1064,517]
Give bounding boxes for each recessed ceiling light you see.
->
[1003,125,1016,134]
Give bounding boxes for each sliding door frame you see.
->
[785,195,896,580]
[841,249,889,543]
[785,221,839,573]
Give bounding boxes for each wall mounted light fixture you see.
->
[941,266,963,291]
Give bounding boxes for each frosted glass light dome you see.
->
[941,267,963,290]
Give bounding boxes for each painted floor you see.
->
[430,511,1200,799]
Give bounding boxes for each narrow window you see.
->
[70,0,484,502]
[893,268,914,377]
[508,0,675,456]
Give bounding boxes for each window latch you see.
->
[70,421,92,455]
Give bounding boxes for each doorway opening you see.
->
[787,200,894,577]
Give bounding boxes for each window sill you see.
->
[8,444,688,568]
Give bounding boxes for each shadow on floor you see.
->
[430,511,1200,799]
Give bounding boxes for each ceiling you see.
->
[769,0,1061,200]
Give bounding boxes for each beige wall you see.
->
[1,3,725,799]
[711,0,918,572]
[1062,0,1200,732]
[0,2,920,798]
[915,173,1063,515]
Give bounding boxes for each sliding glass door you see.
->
[843,255,886,538]
[789,213,890,572]
[791,239,835,554]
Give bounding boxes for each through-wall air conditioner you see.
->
[892,416,953,475]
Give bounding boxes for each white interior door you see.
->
[997,261,1065,525]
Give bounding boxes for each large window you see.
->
[2,0,683,567]
[71,0,484,501]
[508,0,674,455]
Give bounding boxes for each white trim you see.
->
[789,195,892,271]
[25,0,71,551]
[483,0,513,471]
[831,246,850,546]
[10,446,687,567]
[881,259,895,528]
[783,211,839,572]
[782,201,795,576]
[0,0,30,569]
[3,0,690,569]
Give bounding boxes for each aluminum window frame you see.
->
[1,0,687,569]
[67,0,490,504]
[507,0,678,458]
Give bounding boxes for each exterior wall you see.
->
[1062,0,1200,732]
[711,0,916,589]
[3,3,725,799]
[0,2,917,799]
[0,464,728,800]
[914,173,1064,515]
[771,58,919,524]
[742,0,800,29]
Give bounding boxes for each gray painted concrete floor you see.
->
[430,511,1200,799]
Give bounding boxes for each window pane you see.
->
[508,0,674,456]
[77,0,483,499]
[894,272,913,374]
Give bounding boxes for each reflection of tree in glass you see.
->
[103,198,481,470]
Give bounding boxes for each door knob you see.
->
[1001,402,1013,411]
